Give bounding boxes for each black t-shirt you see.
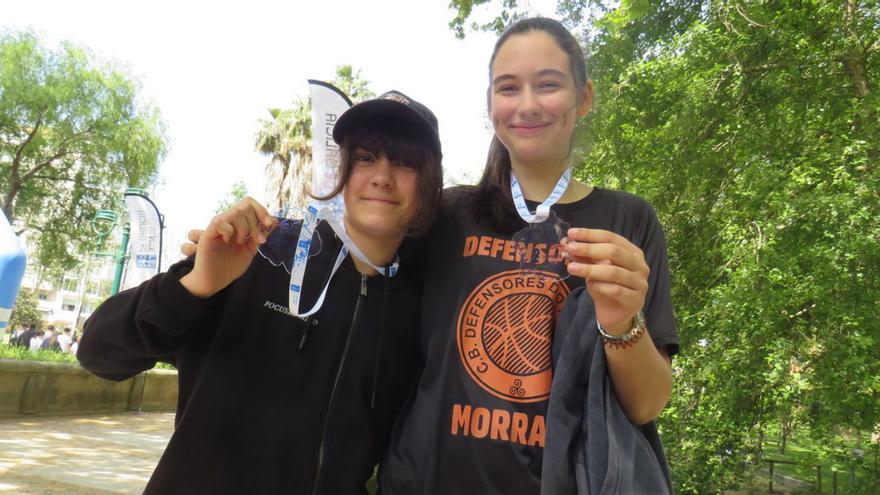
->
[379,186,678,495]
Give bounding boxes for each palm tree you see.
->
[255,101,311,215]
[333,65,374,102]
[256,65,373,216]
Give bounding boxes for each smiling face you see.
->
[342,148,420,242]
[489,30,592,170]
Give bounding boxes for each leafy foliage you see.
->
[449,0,528,39]
[0,342,175,369]
[0,30,167,275]
[8,287,44,331]
[215,181,249,214]
[447,0,880,492]
[256,101,312,214]
[0,342,79,363]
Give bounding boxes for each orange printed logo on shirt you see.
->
[456,269,569,403]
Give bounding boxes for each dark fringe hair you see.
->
[313,123,443,238]
[475,17,589,234]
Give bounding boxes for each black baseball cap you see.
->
[332,90,442,157]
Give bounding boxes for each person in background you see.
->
[57,327,73,353]
[12,324,37,348]
[69,334,81,355]
[29,329,45,352]
[8,326,24,345]
[39,325,60,351]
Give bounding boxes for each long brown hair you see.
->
[475,17,588,233]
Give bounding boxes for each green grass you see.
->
[0,343,175,370]
[761,433,877,494]
[0,342,80,363]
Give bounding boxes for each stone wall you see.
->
[0,359,177,417]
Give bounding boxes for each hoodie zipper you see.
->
[310,273,368,495]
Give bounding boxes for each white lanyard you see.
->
[510,167,571,224]
[288,205,398,318]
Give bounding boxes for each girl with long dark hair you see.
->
[379,17,678,494]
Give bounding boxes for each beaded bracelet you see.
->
[598,312,647,349]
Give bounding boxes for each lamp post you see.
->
[75,188,160,335]
[70,209,120,333]
[90,209,129,296]
[89,187,154,296]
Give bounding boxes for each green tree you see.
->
[256,65,374,215]
[256,101,312,214]
[447,1,880,492]
[8,287,44,333]
[0,30,167,275]
[215,181,249,214]
[332,65,374,102]
[583,2,879,491]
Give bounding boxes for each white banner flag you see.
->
[308,80,352,217]
[123,192,163,291]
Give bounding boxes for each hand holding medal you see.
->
[180,196,278,299]
[563,228,649,335]
[509,165,649,334]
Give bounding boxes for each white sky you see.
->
[5,0,559,267]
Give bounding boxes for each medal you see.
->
[510,168,571,280]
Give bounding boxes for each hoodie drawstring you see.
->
[370,263,391,410]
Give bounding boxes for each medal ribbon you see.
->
[288,206,398,318]
[509,167,571,224]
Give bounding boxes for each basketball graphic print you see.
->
[483,293,555,375]
[457,270,569,403]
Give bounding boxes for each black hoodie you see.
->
[78,219,421,495]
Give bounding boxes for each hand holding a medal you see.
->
[510,167,649,336]
[180,197,277,298]
[563,228,650,335]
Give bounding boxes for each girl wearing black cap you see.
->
[378,17,679,495]
[77,91,442,495]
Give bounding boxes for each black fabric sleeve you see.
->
[77,257,218,381]
[636,203,679,357]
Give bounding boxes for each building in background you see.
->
[18,257,114,332]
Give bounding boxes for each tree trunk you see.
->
[4,117,46,222]
[277,155,292,214]
[757,428,764,459]
[780,416,793,455]
[842,0,870,99]
[35,265,45,294]
[1,183,18,222]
